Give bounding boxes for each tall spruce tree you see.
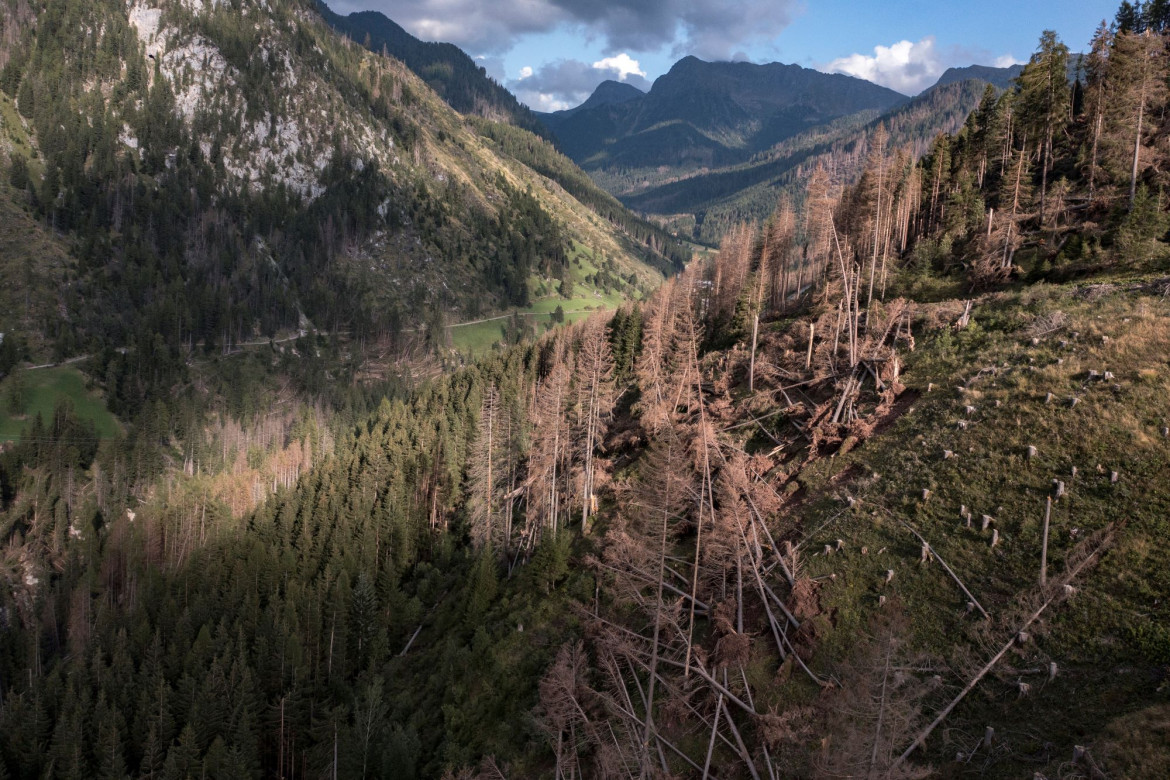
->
[1016,30,1070,225]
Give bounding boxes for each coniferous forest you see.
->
[1,0,1170,778]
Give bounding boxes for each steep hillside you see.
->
[539,56,907,171]
[2,8,1169,780]
[618,78,991,243]
[0,0,684,386]
[314,0,550,138]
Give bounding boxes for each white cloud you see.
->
[993,54,1024,68]
[330,0,799,60]
[509,54,650,112]
[521,93,574,112]
[823,37,943,95]
[592,53,646,81]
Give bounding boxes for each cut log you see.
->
[1041,496,1052,587]
[900,520,990,620]
[890,526,1114,771]
[806,323,814,370]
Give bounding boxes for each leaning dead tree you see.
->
[890,524,1116,771]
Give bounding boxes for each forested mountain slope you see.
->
[620,78,994,243]
[0,0,685,371]
[314,0,551,138]
[542,56,1049,246]
[539,56,907,171]
[1,4,1169,780]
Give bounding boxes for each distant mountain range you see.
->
[537,56,909,169]
[315,0,1044,245]
[535,59,1030,242]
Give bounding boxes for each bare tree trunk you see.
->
[1003,144,1028,269]
[749,312,759,393]
[1130,82,1146,209]
[868,637,894,778]
[891,527,1113,771]
[1040,496,1051,587]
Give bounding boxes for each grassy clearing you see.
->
[449,256,630,354]
[447,295,619,353]
[754,281,1170,777]
[0,91,38,172]
[0,366,120,442]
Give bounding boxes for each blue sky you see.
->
[327,1,1118,110]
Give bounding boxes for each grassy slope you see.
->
[0,366,120,442]
[777,279,1170,776]
[448,242,633,353]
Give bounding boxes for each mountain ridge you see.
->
[314,0,550,137]
[539,56,908,170]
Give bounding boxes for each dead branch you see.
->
[897,520,990,620]
[890,525,1115,770]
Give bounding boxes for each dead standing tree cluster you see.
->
[532,200,930,775]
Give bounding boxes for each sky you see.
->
[326,1,1119,111]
